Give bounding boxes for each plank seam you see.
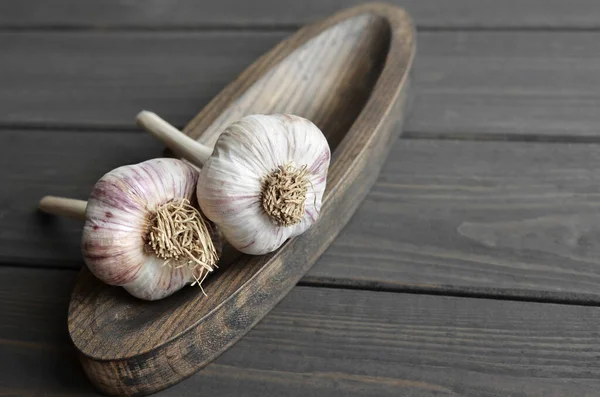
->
[403,131,600,144]
[5,125,600,144]
[298,278,600,307]
[2,261,600,307]
[3,25,600,32]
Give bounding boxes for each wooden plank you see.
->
[412,31,600,140]
[3,31,600,139]
[2,266,600,396]
[2,0,600,29]
[5,131,600,301]
[0,31,284,130]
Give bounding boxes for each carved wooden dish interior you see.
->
[68,3,415,396]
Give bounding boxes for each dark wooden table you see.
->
[3,1,600,396]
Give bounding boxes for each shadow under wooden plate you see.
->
[68,3,415,396]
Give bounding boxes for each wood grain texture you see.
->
[3,266,600,397]
[8,134,600,302]
[67,4,415,395]
[2,0,600,29]
[3,31,600,138]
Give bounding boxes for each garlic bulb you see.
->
[39,158,220,301]
[137,111,330,255]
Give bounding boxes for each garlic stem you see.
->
[136,111,212,167]
[39,196,87,222]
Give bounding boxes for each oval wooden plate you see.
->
[69,3,416,396]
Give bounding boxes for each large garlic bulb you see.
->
[137,112,331,255]
[40,158,220,300]
[198,114,330,254]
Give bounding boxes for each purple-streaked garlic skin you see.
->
[82,158,207,301]
[197,114,331,255]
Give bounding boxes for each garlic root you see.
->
[39,196,87,221]
[261,163,310,227]
[136,111,212,167]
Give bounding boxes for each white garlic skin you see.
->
[197,114,330,255]
[82,158,209,301]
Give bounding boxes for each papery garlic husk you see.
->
[197,114,330,255]
[82,158,221,300]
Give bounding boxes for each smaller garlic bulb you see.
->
[39,158,221,301]
[137,111,331,255]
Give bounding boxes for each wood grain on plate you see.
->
[3,31,600,138]
[1,0,600,29]
[6,132,600,302]
[3,266,600,397]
